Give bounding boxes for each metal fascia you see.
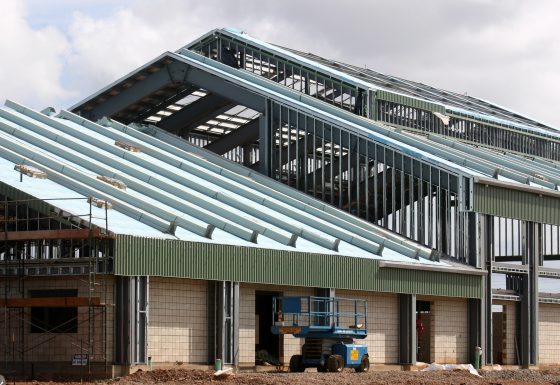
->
[378,260,487,276]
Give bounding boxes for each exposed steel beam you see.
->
[0,228,114,241]
[0,296,102,307]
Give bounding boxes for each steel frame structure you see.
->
[188,30,560,161]
[264,99,469,261]
[63,28,560,368]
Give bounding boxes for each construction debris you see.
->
[18,368,560,385]
[421,362,480,377]
[214,367,234,379]
[14,164,47,179]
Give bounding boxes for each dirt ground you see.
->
[11,367,560,385]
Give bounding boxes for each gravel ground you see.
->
[11,367,560,385]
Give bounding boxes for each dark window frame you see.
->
[29,289,78,334]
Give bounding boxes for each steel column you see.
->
[467,298,483,366]
[467,211,484,366]
[520,221,539,367]
[259,101,271,177]
[207,281,217,364]
[114,276,131,364]
[398,293,416,365]
[217,281,240,366]
[482,214,493,365]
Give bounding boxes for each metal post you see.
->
[483,215,493,365]
[530,223,540,366]
[207,281,217,365]
[217,281,240,366]
[398,293,416,365]
[232,282,240,367]
[520,221,539,367]
[467,212,484,366]
[259,102,271,177]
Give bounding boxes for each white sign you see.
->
[72,353,89,366]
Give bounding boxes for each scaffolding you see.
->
[0,194,114,379]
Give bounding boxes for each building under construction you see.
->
[1,27,560,378]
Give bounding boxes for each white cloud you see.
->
[2,0,560,128]
[0,0,73,107]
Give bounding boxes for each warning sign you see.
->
[350,349,359,361]
[72,353,89,366]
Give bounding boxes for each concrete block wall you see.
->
[337,290,399,364]
[238,283,314,366]
[239,284,256,365]
[147,277,208,364]
[429,297,468,364]
[539,304,560,365]
[0,275,114,364]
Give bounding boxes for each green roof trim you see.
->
[114,234,482,298]
[375,90,446,114]
[473,183,560,225]
[446,111,560,143]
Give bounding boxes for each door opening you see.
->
[416,300,431,363]
[255,291,281,366]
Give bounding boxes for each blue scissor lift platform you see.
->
[270,296,369,373]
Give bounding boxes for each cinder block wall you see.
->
[238,283,314,366]
[239,286,399,366]
[148,277,208,364]
[0,275,114,363]
[239,284,256,365]
[337,290,399,364]
[539,304,560,365]
[429,297,468,364]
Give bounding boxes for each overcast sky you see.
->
[2,0,560,127]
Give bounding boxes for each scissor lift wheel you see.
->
[327,354,344,372]
[355,355,370,372]
[289,354,305,372]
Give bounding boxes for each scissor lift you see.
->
[270,296,369,373]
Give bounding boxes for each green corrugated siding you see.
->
[376,90,445,114]
[114,235,482,298]
[474,183,560,225]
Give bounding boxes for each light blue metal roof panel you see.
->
[423,133,560,191]
[0,158,178,239]
[0,101,464,267]
[59,110,426,259]
[3,106,350,250]
[0,114,223,236]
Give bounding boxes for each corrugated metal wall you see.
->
[474,183,560,225]
[114,234,482,298]
[375,90,445,114]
